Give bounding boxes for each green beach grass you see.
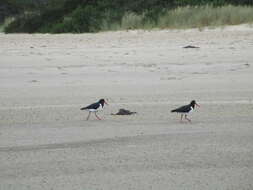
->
[101,5,253,31]
[0,17,14,32]
[157,5,253,29]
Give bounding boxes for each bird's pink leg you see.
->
[95,112,101,120]
[180,114,183,122]
[86,112,91,120]
[185,114,191,122]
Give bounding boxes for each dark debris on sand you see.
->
[183,45,200,48]
[111,109,137,115]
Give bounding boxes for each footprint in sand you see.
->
[29,80,39,83]
[160,77,179,80]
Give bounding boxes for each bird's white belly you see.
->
[88,109,98,112]
[186,107,194,114]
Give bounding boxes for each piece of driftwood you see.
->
[183,45,200,49]
[111,109,137,115]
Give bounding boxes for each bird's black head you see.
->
[98,99,108,107]
[190,100,200,108]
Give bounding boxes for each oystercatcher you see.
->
[171,100,200,122]
[80,99,108,120]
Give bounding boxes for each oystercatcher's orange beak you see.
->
[104,100,109,105]
[196,103,200,107]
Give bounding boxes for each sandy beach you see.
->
[0,25,253,190]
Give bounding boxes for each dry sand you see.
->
[0,25,253,190]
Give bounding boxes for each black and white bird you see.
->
[80,99,108,120]
[171,100,200,122]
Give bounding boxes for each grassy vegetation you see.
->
[99,5,253,31]
[0,17,14,32]
[2,0,253,33]
[157,5,253,29]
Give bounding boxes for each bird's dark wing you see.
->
[80,102,100,110]
[171,105,191,113]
